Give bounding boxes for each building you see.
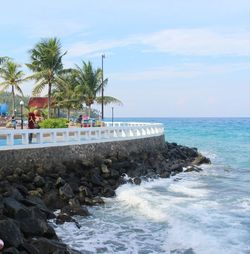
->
[28,97,50,109]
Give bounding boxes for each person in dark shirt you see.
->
[11,115,17,129]
[28,112,36,143]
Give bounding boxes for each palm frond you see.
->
[32,80,47,95]
[95,96,123,106]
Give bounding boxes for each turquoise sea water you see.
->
[40,118,250,253]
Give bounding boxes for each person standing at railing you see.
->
[34,110,43,125]
[11,115,17,129]
[28,112,36,143]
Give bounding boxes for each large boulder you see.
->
[192,154,211,165]
[3,197,30,219]
[19,217,50,237]
[0,219,24,248]
[33,175,45,188]
[30,238,80,254]
[2,247,19,254]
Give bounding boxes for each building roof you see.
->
[28,97,50,109]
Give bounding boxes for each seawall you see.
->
[0,135,165,170]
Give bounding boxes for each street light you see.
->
[20,100,24,129]
[101,54,105,120]
[112,107,114,126]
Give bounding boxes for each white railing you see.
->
[0,122,164,150]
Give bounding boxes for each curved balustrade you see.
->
[0,122,164,150]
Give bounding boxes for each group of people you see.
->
[28,110,43,143]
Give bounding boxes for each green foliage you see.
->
[0,92,29,116]
[27,38,67,118]
[39,118,68,128]
[6,121,14,128]
[0,60,25,115]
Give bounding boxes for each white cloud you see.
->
[67,28,250,57]
[140,29,250,56]
[109,62,250,82]
[26,20,86,38]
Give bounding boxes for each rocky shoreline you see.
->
[0,142,210,254]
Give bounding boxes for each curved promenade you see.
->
[0,122,165,170]
[0,122,164,150]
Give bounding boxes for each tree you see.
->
[27,38,66,118]
[52,72,80,120]
[75,61,122,117]
[0,57,10,65]
[0,60,25,115]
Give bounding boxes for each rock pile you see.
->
[0,142,210,253]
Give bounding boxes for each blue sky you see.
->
[1,0,250,117]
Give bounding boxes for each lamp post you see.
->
[112,107,114,126]
[20,100,24,129]
[101,54,105,120]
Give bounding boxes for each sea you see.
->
[23,118,250,253]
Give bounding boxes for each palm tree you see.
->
[0,60,25,115]
[0,56,10,65]
[53,72,80,119]
[26,38,66,118]
[75,61,122,117]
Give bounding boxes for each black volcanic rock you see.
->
[0,141,211,253]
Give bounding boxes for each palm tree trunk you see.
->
[67,108,70,120]
[48,83,51,118]
[12,85,15,116]
[88,105,91,118]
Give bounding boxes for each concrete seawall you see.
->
[0,135,165,170]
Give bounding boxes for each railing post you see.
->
[21,133,29,145]
[63,131,69,142]
[51,131,57,143]
[7,133,14,146]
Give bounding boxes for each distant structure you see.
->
[28,97,50,109]
[0,103,8,116]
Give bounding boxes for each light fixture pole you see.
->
[101,54,105,120]
[112,107,114,126]
[20,100,24,129]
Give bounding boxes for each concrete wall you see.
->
[0,135,165,170]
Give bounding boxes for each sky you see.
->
[0,0,250,117]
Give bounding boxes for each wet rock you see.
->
[19,217,50,237]
[160,171,171,178]
[79,186,92,198]
[55,177,65,188]
[59,183,74,200]
[100,164,110,174]
[133,177,142,185]
[170,164,184,173]
[19,242,39,254]
[3,198,29,219]
[2,247,19,254]
[61,205,90,217]
[184,166,203,172]
[34,175,45,188]
[30,238,81,254]
[192,154,211,165]
[110,169,119,179]
[84,197,104,206]
[56,214,81,229]
[0,219,23,248]
[90,174,104,187]
[43,190,66,210]
[102,187,115,197]
[103,159,112,166]
[69,197,80,207]
[28,188,43,198]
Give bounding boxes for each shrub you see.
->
[6,121,14,128]
[39,118,68,129]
